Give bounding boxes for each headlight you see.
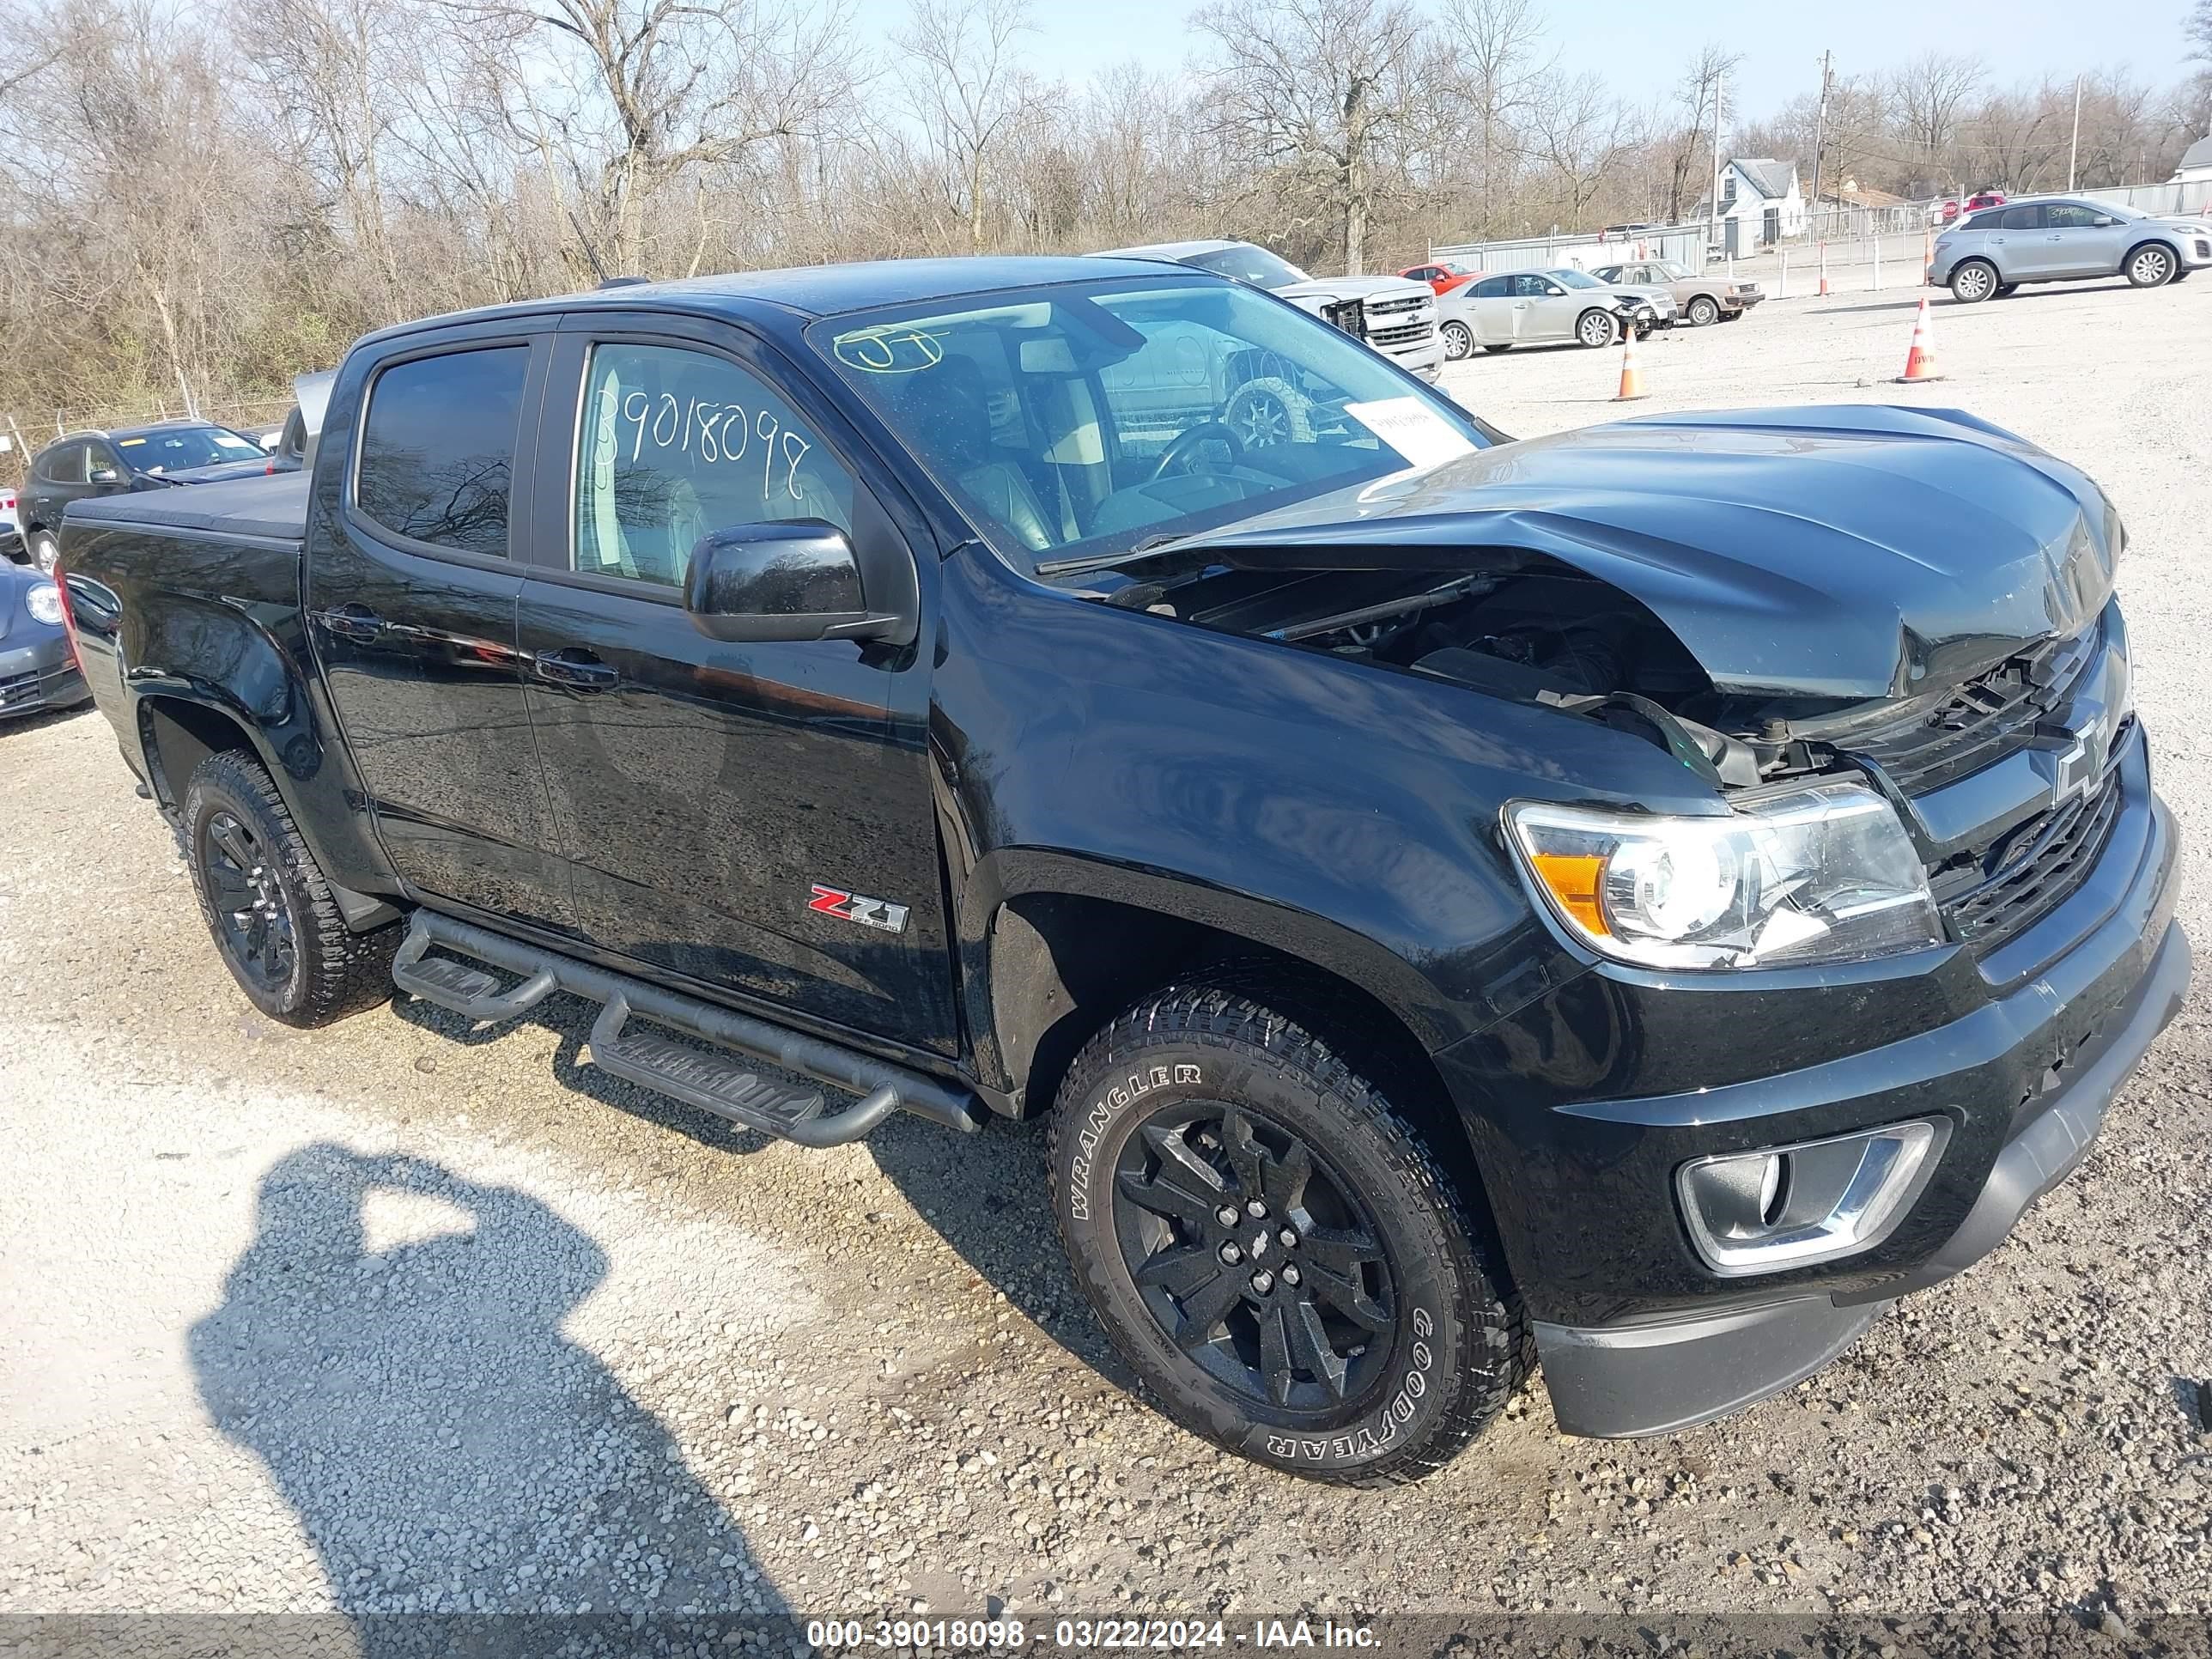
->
[24,580,64,628]
[1506,781,1942,970]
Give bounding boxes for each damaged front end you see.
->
[1055,403,2136,971]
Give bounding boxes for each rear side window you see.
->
[38,442,87,484]
[1961,210,2004,232]
[1470,276,1510,299]
[356,346,528,556]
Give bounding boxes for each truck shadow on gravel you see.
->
[188,1143,781,1653]
[386,992,1134,1392]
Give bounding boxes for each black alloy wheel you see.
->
[1114,1101,1395,1410]
[202,808,298,994]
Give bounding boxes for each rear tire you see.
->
[2125,244,2176,288]
[184,750,402,1027]
[1995,283,2019,297]
[1048,982,1528,1486]
[1948,259,1998,303]
[1481,343,1513,354]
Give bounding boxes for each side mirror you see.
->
[683,520,917,647]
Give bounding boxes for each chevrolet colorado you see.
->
[57,257,2187,1484]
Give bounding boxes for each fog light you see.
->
[1677,1119,1948,1275]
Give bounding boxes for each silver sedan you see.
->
[1438,270,1668,358]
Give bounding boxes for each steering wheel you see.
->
[1148,422,1245,483]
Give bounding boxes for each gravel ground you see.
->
[4,275,2212,1645]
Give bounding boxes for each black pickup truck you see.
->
[58,257,2186,1485]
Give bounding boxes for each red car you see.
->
[1401,258,1480,295]
[1964,190,2007,212]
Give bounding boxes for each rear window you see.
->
[355,346,527,556]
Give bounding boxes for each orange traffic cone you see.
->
[1614,323,1648,401]
[1895,295,1942,384]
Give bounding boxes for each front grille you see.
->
[0,669,40,708]
[1365,295,1428,318]
[1844,625,2102,796]
[1369,320,1435,348]
[1944,768,2124,948]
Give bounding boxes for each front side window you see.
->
[356,346,527,556]
[2044,204,2103,228]
[87,446,125,483]
[572,342,855,589]
[814,277,1491,570]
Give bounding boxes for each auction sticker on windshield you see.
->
[1343,398,1478,471]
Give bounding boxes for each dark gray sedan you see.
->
[0,563,89,720]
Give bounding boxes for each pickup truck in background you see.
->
[58,256,2185,1485]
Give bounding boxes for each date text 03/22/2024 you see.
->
[804,1618,1379,1650]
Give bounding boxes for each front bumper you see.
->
[1440,725,2185,1436]
[2179,235,2212,270]
[0,631,88,719]
[1537,920,2188,1436]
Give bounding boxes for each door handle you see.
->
[312,604,386,644]
[533,647,619,691]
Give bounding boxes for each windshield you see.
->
[1549,270,1604,289]
[814,277,1491,575]
[1179,245,1310,291]
[115,426,264,474]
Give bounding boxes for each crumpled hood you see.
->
[1182,404,2118,701]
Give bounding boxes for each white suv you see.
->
[1095,240,1444,383]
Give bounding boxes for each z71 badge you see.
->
[808,884,910,934]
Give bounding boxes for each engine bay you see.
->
[1094,555,1811,787]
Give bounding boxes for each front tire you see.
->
[1440,319,1474,362]
[1686,295,1720,326]
[184,750,401,1027]
[28,530,58,574]
[1048,983,1528,1486]
[1948,260,1998,303]
[2126,244,2177,287]
[1576,309,1618,348]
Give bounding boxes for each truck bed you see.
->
[64,471,307,545]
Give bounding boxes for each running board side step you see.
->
[391,910,983,1146]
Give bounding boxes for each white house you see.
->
[2174,137,2212,185]
[1695,159,1807,252]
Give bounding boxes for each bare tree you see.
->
[1192,0,1425,273]
[454,0,855,277]
[1526,71,1643,227]
[1888,52,1984,182]
[894,0,1044,253]
[1433,0,1548,233]
[1665,43,1738,223]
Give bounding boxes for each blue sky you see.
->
[851,0,2203,121]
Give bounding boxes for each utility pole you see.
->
[2067,75,2082,191]
[1707,66,1725,248]
[1809,49,1833,214]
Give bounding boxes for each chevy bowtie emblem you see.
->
[2050,707,2106,808]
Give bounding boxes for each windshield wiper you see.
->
[1034,532,1198,579]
